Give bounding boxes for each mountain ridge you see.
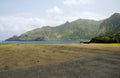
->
[6,18,101,41]
[98,13,120,35]
[6,13,120,41]
[90,13,120,43]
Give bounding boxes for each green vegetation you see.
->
[90,33,120,43]
[0,44,120,78]
[6,13,120,43]
[6,19,101,41]
[99,13,120,35]
[90,13,120,43]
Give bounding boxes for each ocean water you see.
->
[0,40,90,44]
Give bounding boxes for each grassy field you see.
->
[0,44,120,78]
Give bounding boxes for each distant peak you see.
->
[113,13,120,15]
[110,13,120,18]
[65,21,70,24]
[13,35,18,37]
[42,26,51,28]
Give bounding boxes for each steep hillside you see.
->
[5,35,20,41]
[6,19,101,41]
[90,13,120,43]
[90,33,120,43]
[99,13,120,35]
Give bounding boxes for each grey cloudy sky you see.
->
[0,0,120,40]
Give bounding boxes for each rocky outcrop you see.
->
[5,35,20,41]
[34,37,45,41]
[90,33,120,43]
[90,13,120,43]
[5,36,45,41]
[99,13,120,35]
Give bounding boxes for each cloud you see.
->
[14,12,34,17]
[0,15,48,40]
[46,6,63,15]
[0,11,79,40]
[0,16,45,33]
[63,0,94,5]
[0,12,106,34]
[78,12,107,20]
[46,15,79,26]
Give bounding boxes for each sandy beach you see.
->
[0,44,120,78]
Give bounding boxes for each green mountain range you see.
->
[99,13,120,35]
[90,13,120,43]
[6,13,120,42]
[6,19,101,41]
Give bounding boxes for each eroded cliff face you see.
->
[98,13,120,35]
[90,13,120,43]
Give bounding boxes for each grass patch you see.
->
[0,44,120,78]
[89,43,120,46]
[0,44,120,71]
